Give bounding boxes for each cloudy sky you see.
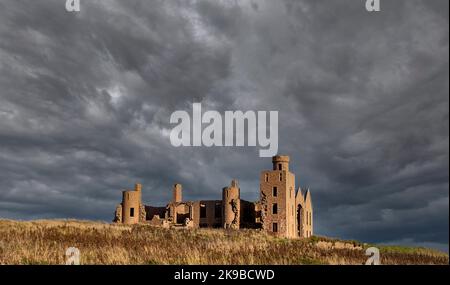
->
[0,0,448,252]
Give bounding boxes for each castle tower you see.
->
[273,155,289,171]
[222,179,240,229]
[121,183,142,224]
[173,183,182,203]
[260,155,297,238]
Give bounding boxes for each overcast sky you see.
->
[0,0,448,252]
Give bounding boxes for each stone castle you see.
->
[113,155,313,238]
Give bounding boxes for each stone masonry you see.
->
[113,155,313,238]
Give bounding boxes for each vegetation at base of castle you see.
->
[0,219,447,265]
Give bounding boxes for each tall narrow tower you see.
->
[260,155,297,238]
[122,183,142,224]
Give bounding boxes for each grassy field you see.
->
[0,219,447,265]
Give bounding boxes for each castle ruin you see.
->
[113,155,313,238]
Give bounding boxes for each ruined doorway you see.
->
[177,213,190,224]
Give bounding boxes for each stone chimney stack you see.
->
[173,184,182,203]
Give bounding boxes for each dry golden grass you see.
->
[0,219,447,265]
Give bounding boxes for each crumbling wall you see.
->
[139,203,146,223]
[113,203,122,223]
[222,180,240,229]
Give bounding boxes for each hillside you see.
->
[0,219,447,265]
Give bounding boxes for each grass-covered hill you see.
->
[0,219,447,265]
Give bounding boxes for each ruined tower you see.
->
[222,179,240,229]
[260,155,297,238]
[121,183,143,224]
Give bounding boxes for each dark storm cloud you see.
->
[0,0,448,251]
